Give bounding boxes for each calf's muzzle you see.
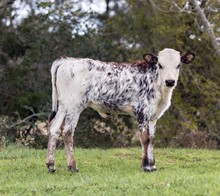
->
[165,79,175,87]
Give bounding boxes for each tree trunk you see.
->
[189,0,220,56]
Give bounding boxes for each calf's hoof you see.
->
[142,165,157,172]
[48,168,56,173]
[68,166,79,173]
[46,163,56,173]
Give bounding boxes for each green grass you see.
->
[0,146,219,195]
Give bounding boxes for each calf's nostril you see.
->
[165,80,175,87]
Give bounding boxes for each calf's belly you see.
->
[88,101,133,117]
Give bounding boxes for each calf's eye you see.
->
[177,64,181,69]
[158,64,163,69]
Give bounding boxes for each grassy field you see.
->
[0,146,219,195]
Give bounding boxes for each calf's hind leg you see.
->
[63,129,78,172]
[63,111,82,172]
[47,109,66,173]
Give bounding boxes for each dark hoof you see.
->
[142,166,157,172]
[48,168,56,173]
[68,166,79,173]
[46,163,56,173]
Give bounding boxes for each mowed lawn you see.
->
[0,146,219,195]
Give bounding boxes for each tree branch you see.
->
[189,0,220,56]
[148,0,194,13]
[5,113,47,129]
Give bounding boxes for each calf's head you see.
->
[143,48,195,88]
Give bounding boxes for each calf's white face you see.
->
[143,48,195,88]
[158,49,181,88]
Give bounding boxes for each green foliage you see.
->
[0,147,220,195]
[0,116,12,147]
[0,115,20,149]
[75,109,135,148]
[0,0,219,148]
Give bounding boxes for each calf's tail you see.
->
[48,60,61,122]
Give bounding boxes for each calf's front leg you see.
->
[139,120,157,172]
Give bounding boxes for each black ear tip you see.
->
[143,53,158,64]
[143,53,149,59]
[143,53,150,62]
[187,52,195,57]
[181,52,195,64]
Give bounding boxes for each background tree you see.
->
[0,0,219,148]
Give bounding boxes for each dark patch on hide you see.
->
[84,85,92,100]
[96,65,106,72]
[101,90,109,97]
[133,76,137,84]
[88,60,94,71]
[135,61,150,73]
[70,68,74,78]
[138,88,147,96]
[105,60,152,74]
[147,88,155,100]
[149,65,159,80]
[133,106,145,126]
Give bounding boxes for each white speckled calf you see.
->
[46,48,195,173]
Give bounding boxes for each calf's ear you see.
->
[143,53,158,64]
[181,52,195,64]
